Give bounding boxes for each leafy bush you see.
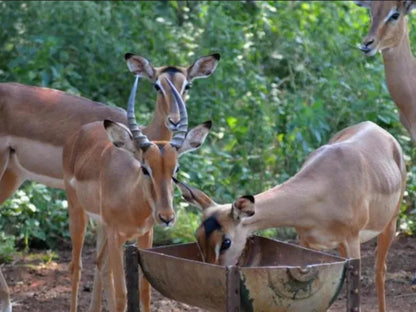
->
[0,232,15,262]
[0,1,415,251]
[0,183,69,250]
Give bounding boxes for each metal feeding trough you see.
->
[124,236,360,312]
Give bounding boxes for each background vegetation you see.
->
[0,1,415,256]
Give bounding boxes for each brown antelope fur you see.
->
[63,78,211,312]
[177,121,406,312]
[355,0,416,140]
[0,53,219,312]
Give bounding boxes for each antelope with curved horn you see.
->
[90,53,219,312]
[0,53,219,312]
[177,121,406,312]
[63,76,211,312]
[355,0,416,140]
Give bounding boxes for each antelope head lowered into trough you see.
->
[177,121,406,312]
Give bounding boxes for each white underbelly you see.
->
[359,230,381,243]
[69,178,100,215]
[86,211,103,223]
[7,136,64,189]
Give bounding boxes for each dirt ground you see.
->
[2,235,416,312]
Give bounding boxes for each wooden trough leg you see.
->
[125,244,140,312]
[226,265,240,312]
[345,258,360,312]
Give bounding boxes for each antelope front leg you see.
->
[89,224,104,312]
[107,228,127,312]
[67,188,87,312]
[137,229,153,312]
[375,218,396,312]
[0,148,19,312]
[89,224,115,312]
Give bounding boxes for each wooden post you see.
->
[125,244,140,312]
[226,265,240,312]
[345,258,360,312]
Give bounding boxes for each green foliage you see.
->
[0,232,15,262]
[0,183,69,250]
[0,1,415,251]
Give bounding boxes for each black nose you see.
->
[159,214,175,225]
[364,38,374,47]
[360,45,371,53]
[360,38,375,53]
[360,43,373,53]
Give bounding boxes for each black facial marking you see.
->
[161,66,181,74]
[242,195,255,203]
[203,216,221,238]
[212,53,221,61]
[124,53,134,60]
[157,144,165,154]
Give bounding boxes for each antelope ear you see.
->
[178,120,212,156]
[173,178,214,210]
[187,53,220,81]
[353,1,371,8]
[231,195,255,221]
[405,1,416,14]
[103,120,136,153]
[125,53,155,80]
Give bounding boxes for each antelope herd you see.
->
[1,1,416,312]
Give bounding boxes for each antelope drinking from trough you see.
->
[177,121,406,312]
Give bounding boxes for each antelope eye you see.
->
[220,238,231,253]
[154,84,161,92]
[142,166,150,176]
[390,12,400,21]
[184,83,192,91]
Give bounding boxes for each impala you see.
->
[355,0,416,140]
[0,53,219,312]
[176,121,406,312]
[63,76,211,312]
[90,53,219,311]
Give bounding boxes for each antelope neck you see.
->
[382,22,416,108]
[142,98,173,141]
[242,177,315,232]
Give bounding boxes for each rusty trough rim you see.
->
[249,236,347,260]
[139,236,348,269]
[138,241,225,268]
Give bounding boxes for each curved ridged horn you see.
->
[165,78,188,148]
[127,75,151,148]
